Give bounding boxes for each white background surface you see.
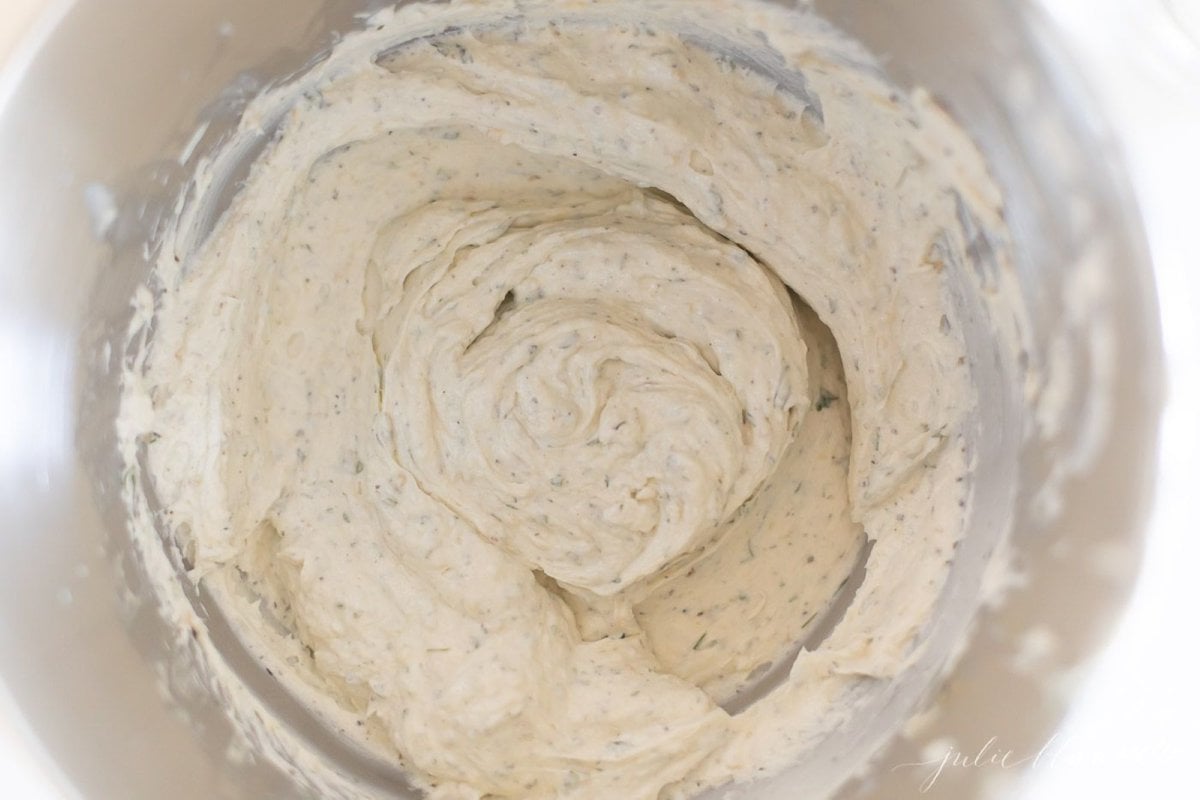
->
[0,0,40,57]
[1,1,1197,797]
[1022,0,1200,796]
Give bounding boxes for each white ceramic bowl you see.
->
[0,2,1163,798]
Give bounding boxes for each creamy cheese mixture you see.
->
[119,1,1020,797]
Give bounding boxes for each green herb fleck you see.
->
[814,389,839,411]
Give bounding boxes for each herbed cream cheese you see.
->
[119,1,1022,798]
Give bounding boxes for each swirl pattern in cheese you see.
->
[380,190,808,594]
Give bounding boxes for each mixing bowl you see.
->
[0,1,1162,798]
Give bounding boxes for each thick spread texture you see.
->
[120,1,1015,797]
